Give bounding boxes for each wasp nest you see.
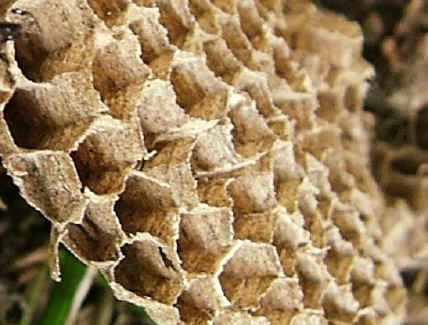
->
[0,0,406,324]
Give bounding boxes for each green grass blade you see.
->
[36,248,87,325]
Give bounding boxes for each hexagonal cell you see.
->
[324,226,356,284]
[219,241,283,309]
[318,153,353,195]
[276,93,317,131]
[331,206,366,247]
[219,16,274,73]
[343,153,379,194]
[322,283,360,323]
[233,209,279,243]
[229,97,276,157]
[137,79,189,149]
[114,172,179,244]
[300,128,342,162]
[191,123,242,174]
[295,251,331,309]
[176,276,229,324]
[303,153,332,200]
[273,209,310,251]
[4,151,87,225]
[10,0,97,82]
[203,38,242,84]
[228,156,277,214]
[300,209,325,249]
[218,16,252,66]
[71,115,144,194]
[65,222,119,262]
[197,176,233,207]
[4,73,106,151]
[177,205,233,273]
[134,0,193,48]
[229,170,277,214]
[176,295,213,324]
[237,0,267,52]
[128,6,174,65]
[234,69,282,118]
[87,0,129,27]
[92,29,151,118]
[170,52,229,120]
[283,7,366,71]
[114,236,184,304]
[271,39,293,78]
[350,257,376,308]
[63,192,124,262]
[275,179,300,213]
[255,278,303,325]
[188,0,220,35]
[144,138,199,210]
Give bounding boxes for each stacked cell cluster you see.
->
[0,0,406,324]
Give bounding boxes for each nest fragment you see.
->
[0,0,406,324]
